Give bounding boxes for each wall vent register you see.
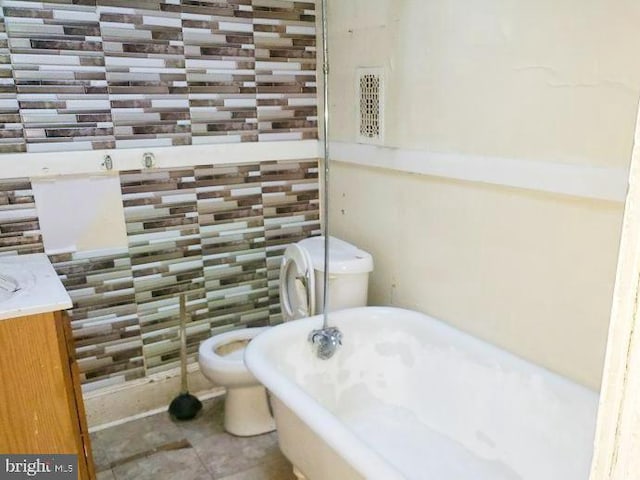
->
[357,67,384,145]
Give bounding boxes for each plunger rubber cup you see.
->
[169,392,203,421]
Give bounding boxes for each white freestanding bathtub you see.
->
[244,307,598,480]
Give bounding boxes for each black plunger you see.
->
[168,294,202,420]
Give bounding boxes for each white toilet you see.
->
[198,236,373,436]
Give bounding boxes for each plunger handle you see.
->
[179,293,188,394]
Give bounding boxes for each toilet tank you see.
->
[297,236,374,314]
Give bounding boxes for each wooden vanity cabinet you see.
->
[0,310,95,480]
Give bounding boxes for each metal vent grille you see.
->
[357,67,384,144]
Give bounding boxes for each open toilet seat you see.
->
[198,236,373,437]
[280,243,315,321]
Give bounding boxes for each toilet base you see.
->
[224,385,276,437]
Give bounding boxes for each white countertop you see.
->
[0,253,72,321]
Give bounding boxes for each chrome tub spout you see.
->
[309,326,342,360]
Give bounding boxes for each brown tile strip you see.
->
[107,439,192,470]
[0,178,43,255]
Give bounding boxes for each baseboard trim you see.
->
[84,363,224,431]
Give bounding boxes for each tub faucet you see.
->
[309,326,342,360]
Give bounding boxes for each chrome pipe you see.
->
[320,0,330,330]
[309,0,342,360]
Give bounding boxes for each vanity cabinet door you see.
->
[0,311,95,480]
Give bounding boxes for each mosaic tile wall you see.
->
[254,0,317,141]
[0,0,317,153]
[261,159,320,321]
[0,159,319,391]
[0,178,43,255]
[49,248,145,389]
[120,167,206,375]
[195,163,269,331]
[4,0,114,152]
[0,6,24,153]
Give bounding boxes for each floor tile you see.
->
[112,447,211,480]
[90,393,291,480]
[91,413,186,468]
[96,469,116,480]
[177,396,225,444]
[217,452,296,480]
[192,431,281,479]
[91,439,111,472]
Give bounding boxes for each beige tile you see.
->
[96,469,116,480]
[112,448,211,480]
[91,440,111,472]
[91,413,186,467]
[177,396,225,444]
[90,395,291,480]
[193,431,281,478]
[217,452,297,480]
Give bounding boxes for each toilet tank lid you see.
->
[297,236,374,274]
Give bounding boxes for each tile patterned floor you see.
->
[91,397,296,480]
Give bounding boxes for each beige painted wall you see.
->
[330,163,622,389]
[329,0,640,168]
[326,0,639,389]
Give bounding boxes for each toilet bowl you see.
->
[198,236,373,436]
[198,327,274,437]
